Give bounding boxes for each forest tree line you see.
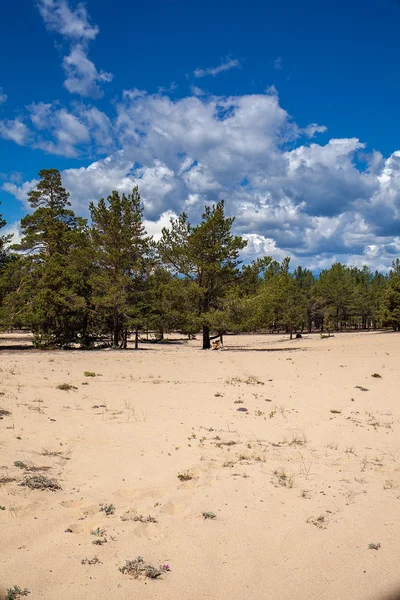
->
[0,169,400,350]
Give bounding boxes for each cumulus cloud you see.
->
[1,102,112,158]
[193,58,241,78]
[37,0,98,40]
[63,45,113,97]
[274,57,283,70]
[37,0,112,98]
[3,87,400,270]
[0,119,31,145]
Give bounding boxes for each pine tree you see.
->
[0,202,12,266]
[158,201,247,349]
[255,259,306,338]
[7,170,90,346]
[382,259,400,330]
[89,187,154,348]
[315,263,353,331]
[15,169,80,257]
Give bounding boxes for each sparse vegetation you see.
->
[226,376,264,386]
[177,471,193,482]
[119,556,170,579]
[0,477,16,485]
[330,409,341,414]
[202,511,216,519]
[371,373,382,378]
[355,386,369,392]
[6,586,30,600]
[0,408,11,417]
[56,383,77,391]
[307,515,327,529]
[289,433,307,446]
[14,461,27,469]
[84,371,97,377]
[92,537,107,545]
[99,503,115,515]
[20,475,61,491]
[91,527,106,536]
[272,468,295,488]
[132,514,158,523]
[368,543,381,550]
[81,556,101,565]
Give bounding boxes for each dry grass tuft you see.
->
[20,475,61,491]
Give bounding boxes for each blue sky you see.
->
[1,0,400,270]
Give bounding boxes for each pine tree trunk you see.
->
[121,328,128,349]
[135,326,139,349]
[113,308,119,347]
[202,325,211,349]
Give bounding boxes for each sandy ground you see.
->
[1,331,400,600]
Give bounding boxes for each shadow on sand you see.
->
[225,346,304,353]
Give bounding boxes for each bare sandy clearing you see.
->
[1,332,400,600]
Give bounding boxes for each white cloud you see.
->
[37,0,98,40]
[4,87,400,270]
[63,45,113,97]
[37,0,112,98]
[23,102,112,157]
[0,119,31,145]
[301,123,328,138]
[2,180,38,209]
[2,220,22,246]
[274,57,283,70]
[193,58,240,78]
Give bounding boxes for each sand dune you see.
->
[1,332,400,600]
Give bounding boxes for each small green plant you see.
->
[202,511,216,519]
[177,471,193,482]
[14,461,27,469]
[20,475,61,491]
[99,503,115,515]
[119,556,169,579]
[84,371,97,377]
[371,373,382,379]
[56,383,77,391]
[6,586,30,600]
[368,543,381,550]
